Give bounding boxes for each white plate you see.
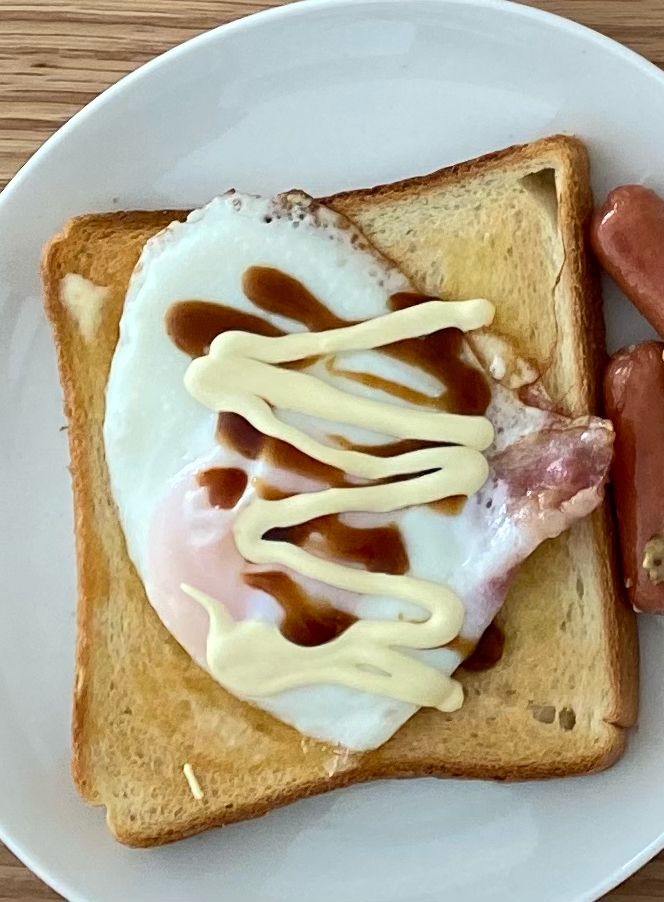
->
[1,1,664,900]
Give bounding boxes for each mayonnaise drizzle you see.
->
[182,297,495,712]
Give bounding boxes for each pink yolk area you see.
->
[144,466,281,667]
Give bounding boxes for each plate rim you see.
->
[2,1,664,900]
[5,0,664,212]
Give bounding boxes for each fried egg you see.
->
[103,191,612,751]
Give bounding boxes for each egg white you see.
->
[103,191,498,750]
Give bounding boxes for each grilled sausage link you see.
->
[605,341,664,612]
[592,185,664,338]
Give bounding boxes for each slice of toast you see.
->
[42,135,638,848]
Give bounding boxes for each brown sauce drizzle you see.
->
[332,435,465,512]
[166,271,494,650]
[430,495,467,516]
[244,571,357,647]
[166,300,283,358]
[217,412,265,460]
[197,467,248,509]
[385,292,491,416]
[218,417,443,497]
[166,283,490,414]
[326,358,442,409]
[264,515,408,576]
[255,482,291,502]
[217,412,353,488]
[332,435,442,457]
[449,622,505,672]
[242,266,348,331]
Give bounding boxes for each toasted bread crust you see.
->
[42,210,188,806]
[42,135,638,848]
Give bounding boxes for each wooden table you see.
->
[1,0,663,898]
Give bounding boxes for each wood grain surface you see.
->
[1,0,663,899]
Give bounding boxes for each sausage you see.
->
[592,185,664,338]
[604,341,664,612]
